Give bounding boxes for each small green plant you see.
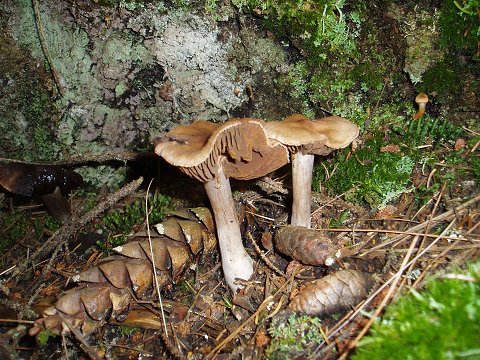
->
[232,0,359,61]
[98,192,172,249]
[116,324,139,337]
[393,116,463,148]
[0,212,28,253]
[37,329,59,346]
[352,260,480,360]
[265,313,325,359]
[329,210,351,228]
[439,0,480,55]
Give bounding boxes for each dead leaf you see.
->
[454,138,466,151]
[380,144,400,153]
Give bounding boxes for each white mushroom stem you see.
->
[204,167,254,293]
[291,151,315,228]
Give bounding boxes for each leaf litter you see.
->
[0,158,478,359]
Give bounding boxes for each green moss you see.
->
[233,0,358,62]
[0,212,28,253]
[37,329,59,346]
[329,210,351,228]
[314,112,472,209]
[98,193,173,249]
[76,166,128,191]
[266,313,325,359]
[0,209,59,253]
[116,324,140,336]
[19,88,58,161]
[416,0,479,106]
[439,0,479,55]
[314,135,415,209]
[419,55,463,99]
[352,260,480,360]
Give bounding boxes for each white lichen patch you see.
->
[142,12,249,120]
[154,223,165,235]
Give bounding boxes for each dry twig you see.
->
[31,0,64,96]
[4,177,144,293]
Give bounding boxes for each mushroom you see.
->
[154,119,289,292]
[0,163,83,222]
[413,92,429,120]
[265,114,359,228]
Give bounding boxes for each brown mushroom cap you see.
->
[154,118,290,182]
[264,114,359,154]
[415,92,429,105]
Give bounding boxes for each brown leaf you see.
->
[288,270,374,316]
[380,144,400,153]
[260,232,273,250]
[255,330,270,347]
[116,309,163,329]
[454,138,466,151]
[275,225,339,266]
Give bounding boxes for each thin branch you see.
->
[57,313,102,360]
[0,152,154,166]
[360,192,480,255]
[31,0,65,96]
[4,177,144,292]
[338,235,421,359]
[206,271,300,359]
[247,232,286,278]
[325,220,456,350]
[145,179,169,337]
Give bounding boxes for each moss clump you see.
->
[240,1,399,119]
[314,135,415,209]
[418,0,479,106]
[419,55,463,99]
[266,313,325,359]
[314,111,474,209]
[233,0,359,61]
[0,212,28,253]
[0,208,59,254]
[98,193,172,249]
[36,329,59,346]
[352,260,480,360]
[439,0,479,55]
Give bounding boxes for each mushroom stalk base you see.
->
[413,105,426,120]
[204,169,254,293]
[291,152,315,228]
